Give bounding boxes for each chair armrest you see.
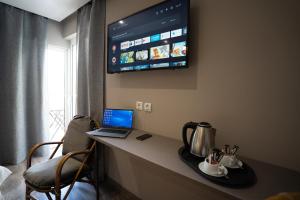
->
[54,141,96,192]
[27,141,63,168]
[55,150,91,189]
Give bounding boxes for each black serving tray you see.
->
[178,146,256,188]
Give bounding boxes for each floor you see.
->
[30,182,96,200]
[0,157,139,200]
[31,179,139,200]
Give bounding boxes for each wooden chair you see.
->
[23,116,96,200]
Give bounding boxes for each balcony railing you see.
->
[49,109,65,141]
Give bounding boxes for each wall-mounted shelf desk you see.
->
[87,130,300,200]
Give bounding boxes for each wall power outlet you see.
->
[144,102,152,112]
[136,101,143,111]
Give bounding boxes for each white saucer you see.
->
[198,162,228,177]
[221,159,243,169]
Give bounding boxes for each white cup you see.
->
[221,155,238,167]
[203,159,222,175]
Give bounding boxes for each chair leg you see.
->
[25,186,31,200]
[55,189,61,200]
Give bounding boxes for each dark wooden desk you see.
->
[87,129,300,200]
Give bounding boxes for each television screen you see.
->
[107,0,189,73]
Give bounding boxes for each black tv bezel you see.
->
[107,0,190,74]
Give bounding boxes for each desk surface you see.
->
[87,129,300,200]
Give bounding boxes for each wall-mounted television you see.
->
[107,0,190,73]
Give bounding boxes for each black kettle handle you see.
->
[182,122,199,150]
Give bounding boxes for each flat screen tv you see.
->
[107,0,190,73]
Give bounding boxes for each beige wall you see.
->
[61,12,77,38]
[105,1,300,198]
[47,19,70,48]
[106,0,300,173]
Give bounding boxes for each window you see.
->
[45,41,77,142]
[45,45,66,141]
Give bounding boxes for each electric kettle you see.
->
[182,122,216,157]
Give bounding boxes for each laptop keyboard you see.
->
[98,128,128,134]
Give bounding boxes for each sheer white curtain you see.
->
[65,39,78,127]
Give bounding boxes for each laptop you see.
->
[89,108,134,138]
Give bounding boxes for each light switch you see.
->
[144,102,152,112]
[136,101,143,111]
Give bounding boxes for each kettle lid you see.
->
[198,122,212,128]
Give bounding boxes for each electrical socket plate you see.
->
[136,101,143,111]
[144,102,152,112]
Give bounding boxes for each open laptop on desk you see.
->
[88,108,134,138]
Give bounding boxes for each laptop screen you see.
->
[102,109,134,129]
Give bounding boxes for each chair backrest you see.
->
[62,116,95,162]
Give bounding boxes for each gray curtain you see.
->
[0,3,48,165]
[76,0,105,121]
